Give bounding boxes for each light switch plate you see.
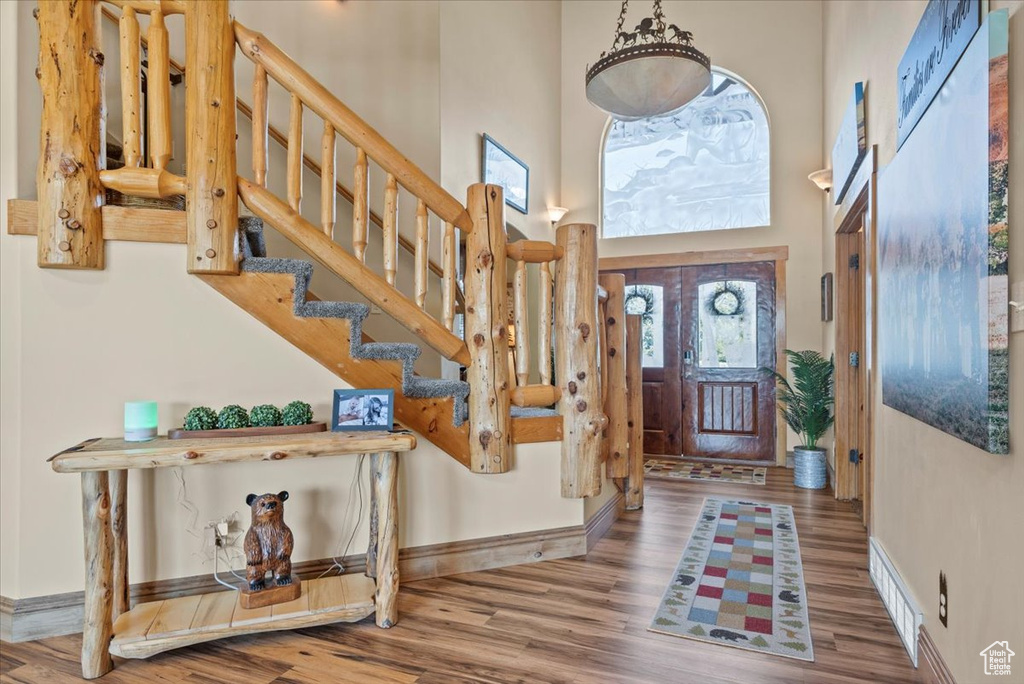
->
[1011,282,1024,333]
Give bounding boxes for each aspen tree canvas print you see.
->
[878,11,1009,453]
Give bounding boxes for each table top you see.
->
[50,430,416,473]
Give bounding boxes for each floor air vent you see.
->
[869,537,923,666]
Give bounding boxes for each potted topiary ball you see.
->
[250,404,282,428]
[281,400,313,426]
[218,404,250,430]
[183,406,218,431]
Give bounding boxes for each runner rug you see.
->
[644,459,767,486]
[648,498,814,661]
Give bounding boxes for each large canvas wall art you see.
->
[878,10,1009,454]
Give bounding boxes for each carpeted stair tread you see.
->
[237,219,468,426]
[511,406,558,418]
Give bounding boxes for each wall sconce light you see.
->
[808,169,833,192]
[547,206,568,225]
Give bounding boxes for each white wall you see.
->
[821,2,1024,681]
[0,0,580,602]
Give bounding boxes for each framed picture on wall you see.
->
[482,134,529,214]
[332,389,395,431]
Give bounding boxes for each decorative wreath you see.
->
[624,285,656,324]
[706,282,746,317]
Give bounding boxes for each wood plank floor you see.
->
[0,469,924,683]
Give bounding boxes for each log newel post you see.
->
[556,223,604,498]
[464,184,512,474]
[81,471,114,679]
[36,0,105,269]
[599,274,629,478]
[624,314,645,510]
[373,452,399,628]
[184,0,239,274]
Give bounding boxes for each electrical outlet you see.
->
[203,525,219,549]
[939,572,948,627]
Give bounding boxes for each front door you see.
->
[611,261,777,460]
[680,262,776,460]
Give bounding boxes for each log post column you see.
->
[373,452,399,628]
[36,0,105,269]
[81,471,114,679]
[464,184,512,474]
[599,274,629,478]
[366,452,380,579]
[624,314,645,510]
[556,223,604,498]
[110,470,129,620]
[184,0,239,274]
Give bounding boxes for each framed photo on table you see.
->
[332,389,395,431]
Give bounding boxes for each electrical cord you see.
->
[318,453,367,578]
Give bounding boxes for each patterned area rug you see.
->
[645,459,767,485]
[649,498,814,661]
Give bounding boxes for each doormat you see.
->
[644,459,766,486]
[649,498,814,662]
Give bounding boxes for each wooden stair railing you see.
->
[237,178,471,367]
[30,1,644,485]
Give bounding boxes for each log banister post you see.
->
[556,223,604,498]
[513,258,530,386]
[184,0,238,274]
[464,183,512,473]
[321,121,336,238]
[383,174,399,287]
[36,0,105,269]
[118,7,142,168]
[624,314,645,510]
[599,274,629,478]
[539,261,554,385]
[287,94,303,213]
[147,8,172,171]
[441,221,457,330]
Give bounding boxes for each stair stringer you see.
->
[200,269,472,466]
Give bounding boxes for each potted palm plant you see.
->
[767,350,834,489]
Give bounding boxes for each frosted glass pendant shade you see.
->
[586,46,711,121]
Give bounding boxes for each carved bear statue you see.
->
[244,491,294,592]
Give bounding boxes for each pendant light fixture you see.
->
[586,0,711,121]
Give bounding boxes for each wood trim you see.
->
[775,258,787,467]
[584,490,625,551]
[0,525,588,643]
[598,245,788,271]
[9,199,186,243]
[918,625,957,684]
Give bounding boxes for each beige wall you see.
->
[0,0,581,602]
[561,1,824,461]
[822,2,1024,681]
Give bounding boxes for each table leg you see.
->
[81,471,114,679]
[366,452,380,579]
[373,451,398,628]
[110,470,129,621]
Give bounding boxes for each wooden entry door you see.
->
[680,262,777,460]
[622,267,683,456]
[617,262,776,460]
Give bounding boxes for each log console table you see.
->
[50,430,415,679]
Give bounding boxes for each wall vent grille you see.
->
[869,537,923,666]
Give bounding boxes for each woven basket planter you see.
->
[793,447,827,489]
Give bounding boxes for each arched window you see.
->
[601,68,770,238]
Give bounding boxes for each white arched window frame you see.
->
[599,67,771,239]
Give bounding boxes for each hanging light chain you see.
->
[652,0,667,37]
[610,0,629,50]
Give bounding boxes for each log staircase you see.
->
[13,0,644,501]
